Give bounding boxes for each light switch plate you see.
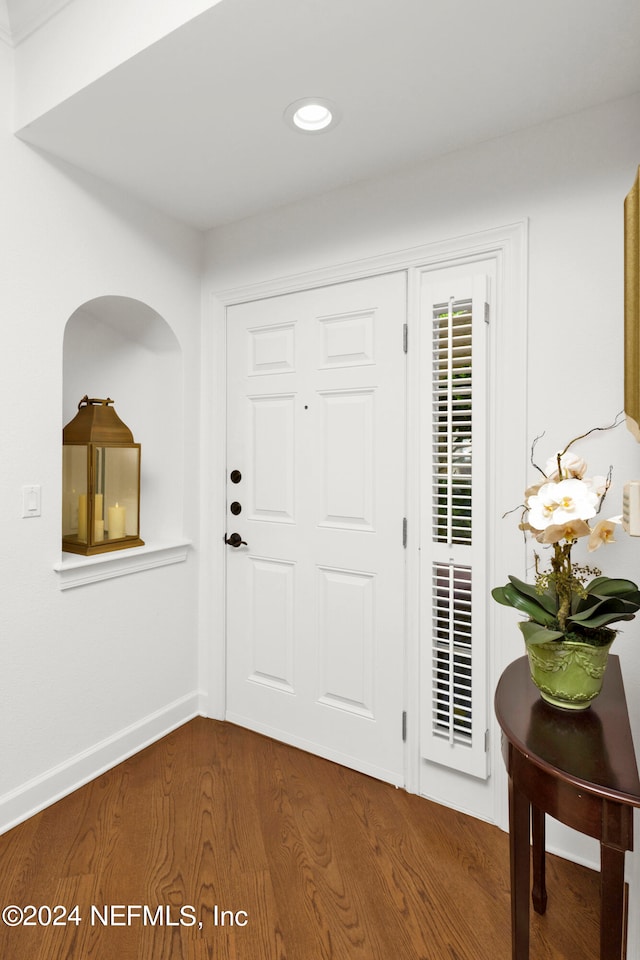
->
[22,484,41,517]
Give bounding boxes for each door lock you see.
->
[224,532,247,548]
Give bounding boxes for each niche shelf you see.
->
[54,540,191,589]
[56,295,191,588]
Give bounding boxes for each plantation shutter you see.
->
[420,270,489,780]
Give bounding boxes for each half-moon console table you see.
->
[495,655,640,960]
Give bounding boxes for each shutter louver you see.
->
[432,562,472,744]
[432,299,473,546]
[421,272,489,780]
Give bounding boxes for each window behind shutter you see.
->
[421,270,489,780]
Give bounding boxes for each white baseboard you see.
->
[0,692,201,835]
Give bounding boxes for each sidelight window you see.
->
[421,269,490,780]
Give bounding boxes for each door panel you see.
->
[319,388,374,528]
[249,394,295,521]
[316,565,375,717]
[226,273,407,785]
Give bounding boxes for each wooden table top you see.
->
[495,655,640,808]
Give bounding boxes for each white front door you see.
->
[225,273,407,785]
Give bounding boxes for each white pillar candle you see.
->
[93,494,103,541]
[62,492,73,535]
[77,494,87,541]
[108,502,126,539]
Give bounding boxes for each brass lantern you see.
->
[62,396,144,555]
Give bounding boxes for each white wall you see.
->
[0,40,204,831]
[12,0,223,128]
[203,92,640,939]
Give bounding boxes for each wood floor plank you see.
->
[0,718,600,959]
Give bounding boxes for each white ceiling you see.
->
[14,0,640,231]
[2,0,72,44]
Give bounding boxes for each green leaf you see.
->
[573,593,605,615]
[570,609,637,630]
[573,580,640,615]
[568,596,640,629]
[491,582,556,626]
[568,598,622,622]
[491,586,512,606]
[585,577,639,596]
[507,575,556,614]
[518,621,564,644]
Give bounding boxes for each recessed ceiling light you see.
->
[284,98,341,134]
[294,103,332,130]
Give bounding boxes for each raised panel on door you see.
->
[316,565,375,718]
[318,310,375,368]
[318,389,375,530]
[248,322,296,375]
[248,557,295,693]
[226,273,407,786]
[248,394,296,522]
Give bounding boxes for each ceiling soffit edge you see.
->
[5,0,74,46]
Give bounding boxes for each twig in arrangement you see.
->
[557,411,625,461]
[530,433,547,477]
[595,465,614,515]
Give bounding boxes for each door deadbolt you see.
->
[230,469,242,484]
[230,501,242,515]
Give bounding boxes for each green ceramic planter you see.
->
[524,636,615,710]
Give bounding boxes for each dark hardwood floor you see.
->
[0,718,600,959]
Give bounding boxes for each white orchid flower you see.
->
[587,516,623,551]
[584,474,609,497]
[544,451,587,481]
[537,520,591,544]
[526,478,599,531]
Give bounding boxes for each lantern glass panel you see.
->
[97,446,140,541]
[62,445,88,543]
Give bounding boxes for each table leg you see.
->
[600,843,626,960]
[531,805,547,915]
[509,774,531,960]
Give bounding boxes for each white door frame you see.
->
[201,221,528,806]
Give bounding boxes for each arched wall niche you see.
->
[62,296,184,551]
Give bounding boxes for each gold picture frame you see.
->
[625,165,640,440]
